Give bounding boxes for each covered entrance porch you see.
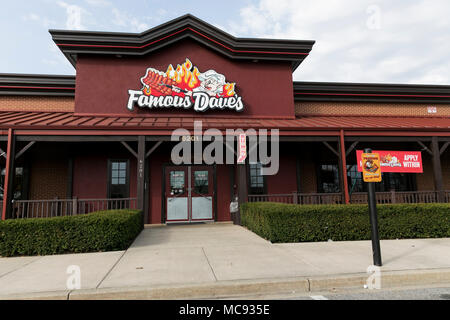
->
[0,112,449,224]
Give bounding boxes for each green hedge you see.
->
[241,202,450,243]
[0,209,143,257]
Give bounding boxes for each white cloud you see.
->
[23,13,40,22]
[85,0,111,6]
[156,8,168,16]
[227,0,450,84]
[42,42,74,72]
[22,13,56,28]
[58,1,85,30]
[112,8,149,32]
[112,8,127,27]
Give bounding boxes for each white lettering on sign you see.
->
[404,155,418,161]
[404,162,420,168]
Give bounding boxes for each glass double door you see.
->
[165,165,214,223]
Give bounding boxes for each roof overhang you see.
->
[0,74,75,96]
[294,81,450,104]
[50,14,315,72]
[0,111,448,133]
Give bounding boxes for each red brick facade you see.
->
[27,145,68,200]
[296,101,450,117]
[0,96,74,112]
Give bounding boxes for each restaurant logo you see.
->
[127,58,244,112]
[380,153,402,168]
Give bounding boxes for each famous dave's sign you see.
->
[357,150,423,173]
[127,58,244,112]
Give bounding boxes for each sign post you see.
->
[361,148,382,267]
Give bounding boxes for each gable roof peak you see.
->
[50,14,314,71]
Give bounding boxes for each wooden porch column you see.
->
[236,163,248,225]
[431,136,444,202]
[2,129,15,220]
[338,130,350,204]
[137,136,146,223]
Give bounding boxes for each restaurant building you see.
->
[0,14,449,224]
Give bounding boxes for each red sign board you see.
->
[237,134,247,163]
[356,150,423,173]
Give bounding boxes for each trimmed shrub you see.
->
[0,209,143,257]
[241,202,450,243]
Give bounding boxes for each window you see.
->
[318,164,417,194]
[317,164,340,193]
[170,170,185,195]
[108,160,129,199]
[194,170,209,194]
[347,164,363,194]
[381,172,416,191]
[347,164,416,193]
[249,163,265,194]
[0,166,25,200]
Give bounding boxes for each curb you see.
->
[69,278,310,300]
[1,268,450,300]
[0,290,70,300]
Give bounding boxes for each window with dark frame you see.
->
[347,164,363,194]
[108,160,129,199]
[0,166,25,200]
[194,170,209,194]
[347,164,416,193]
[318,163,418,194]
[317,164,340,193]
[249,162,265,194]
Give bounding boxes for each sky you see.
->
[1,0,449,84]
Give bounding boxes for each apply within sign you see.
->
[357,150,423,173]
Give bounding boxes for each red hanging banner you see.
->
[356,150,423,173]
[237,134,247,164]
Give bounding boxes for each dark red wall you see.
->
[72,143,137,199]
[148,151,165,224]
[74,39,295,118]
[215,164,232,222]
[266,155,298,194]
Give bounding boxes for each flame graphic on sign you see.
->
[223,83,235,97]
[166,58,200,90]
[140,58,238,98]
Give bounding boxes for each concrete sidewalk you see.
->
[1,223,450,299]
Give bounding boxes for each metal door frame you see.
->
[165,166,189,223]
[162,164,216,224]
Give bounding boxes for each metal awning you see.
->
[0,111,448,133]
